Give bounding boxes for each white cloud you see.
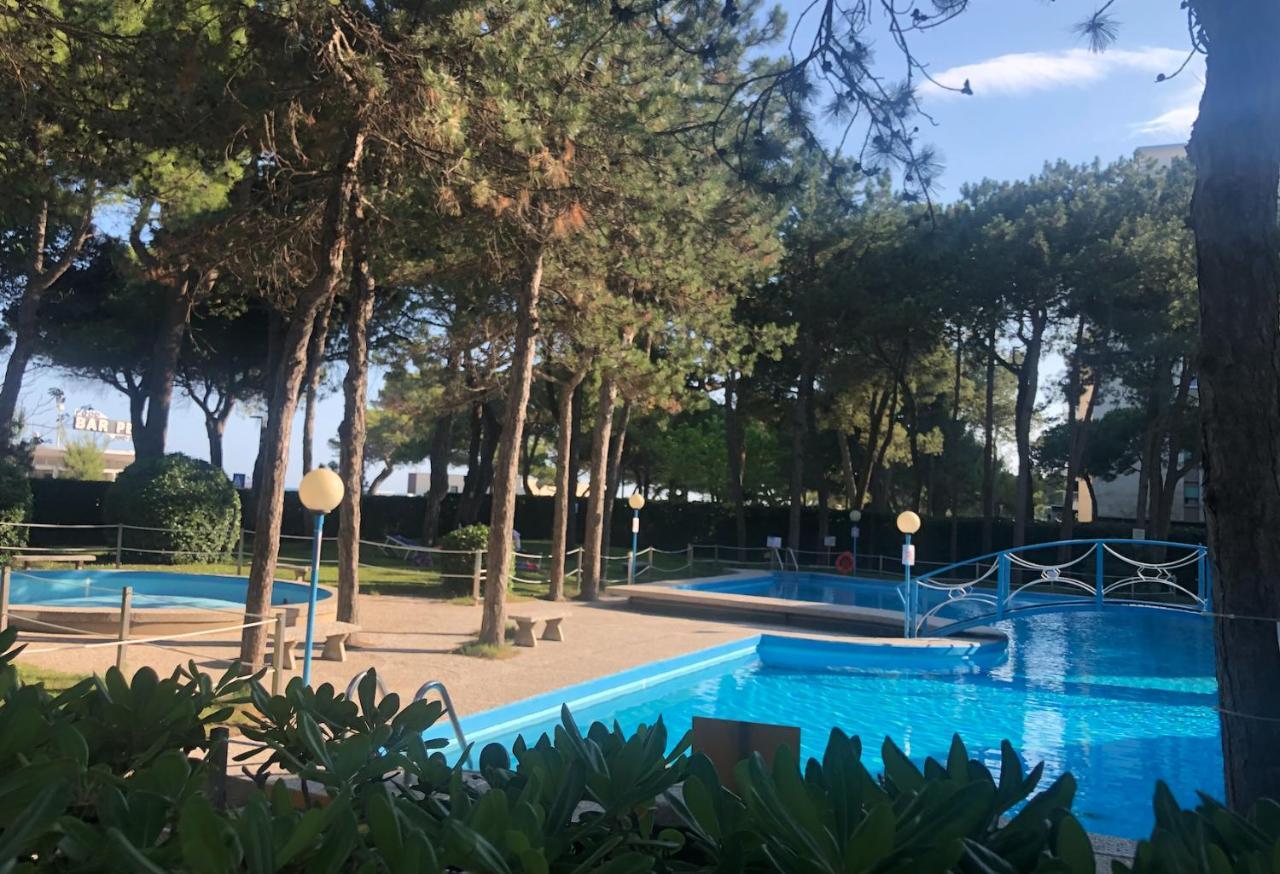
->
[1132,79,1203,140]
[923,47,1187,99]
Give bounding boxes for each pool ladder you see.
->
[343,671,472,765]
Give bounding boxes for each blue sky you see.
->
[19,0,1201,489]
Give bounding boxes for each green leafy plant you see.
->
[103,453,241,563]
[1118,781,1280,873]
[439,523,490,596]
[0,626,1199,873]
[668,728,1093,873]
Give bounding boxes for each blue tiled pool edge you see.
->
[447,631,1008,751]
[450,637,761,746]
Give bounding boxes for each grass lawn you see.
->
[119,536,732,602]
[15,663,90,695]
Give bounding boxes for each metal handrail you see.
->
[414,680,471,764]
[784,548,800,572]
[344,669,391,701]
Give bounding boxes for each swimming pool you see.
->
[8,569,333,634]
[448,606,1219,839]
[678,572,908,610]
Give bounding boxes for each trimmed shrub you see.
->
[438,523,489,596]
[103,453,240,563]
[0,458,31,557]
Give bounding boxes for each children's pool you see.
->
[447,606,1219,839]
[9,569,327,610]
[7,569,333,635]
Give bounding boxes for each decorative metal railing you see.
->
[903,538,1210,638]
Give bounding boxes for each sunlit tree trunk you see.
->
[479,247,544,646]
[337,213,376,628]
[240,128,364,668]
[548,371,586,600]
[579,375,617,600]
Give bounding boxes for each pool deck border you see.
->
[620,569,990,639]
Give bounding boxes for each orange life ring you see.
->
[834,551,855,574]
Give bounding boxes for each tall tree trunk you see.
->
[1059,318,1097,548]
[600,399,631,573]
[838,433,858,519]
[860,384,897,510]
[1012,311,1046,547]
[458,398,484,522]
[724,371,749,548]
[459,403,500,524]
[240,127,364,667]
[1188,0,1280,811]
[301,295,336,474]
[787,346,817,549]
[479,248,544,646]
[421,414,454,545]
[205,404,232,470]
[0,191,95,449]
[856,387,893,510]
[548,372,586,600]
[981,327,997,552]
[134,270,214,458]
[367,465,393,494]
[579,375,617,600]
[337,218,376,627]
[566,388,584,549]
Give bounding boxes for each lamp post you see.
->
[628,493,645,584]
[848,509,862,572]
[896,510,921,638]
[297,468,344,685]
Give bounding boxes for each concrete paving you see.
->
[14,593,764,716]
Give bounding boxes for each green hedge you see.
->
[103,454,241,563]
[32,477,1208,556]
[438,523,488,596]
[0,458,31,557]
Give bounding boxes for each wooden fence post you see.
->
[115,586,133,672]
[0,565,9,632]
[272,610,287,696]
[114,524,124,568]
[471,551,483,601]
[687,543,694,570]
[206,726,230,811]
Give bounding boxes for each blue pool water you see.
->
[10,569,327,610]
[680,572,908,610]
[454,607,1220,838]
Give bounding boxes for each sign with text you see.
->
[73,409,131,437]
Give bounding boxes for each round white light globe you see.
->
[848,509,862,523]
[896,510,922,535]
[299,467,344,513]
[628,493,646,511]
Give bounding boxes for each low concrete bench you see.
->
[12,554,97,570]
[510,609,570,647]
[277,563,309,582]
[276,621,362,668]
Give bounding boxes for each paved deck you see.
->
[14,593,766,717]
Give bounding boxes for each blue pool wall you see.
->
[434,632,1007,752]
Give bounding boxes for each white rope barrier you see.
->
[22,618,273,655]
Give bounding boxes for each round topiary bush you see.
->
[0,457,32,557]
[103,453,240,564]
[439,523,490,596]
